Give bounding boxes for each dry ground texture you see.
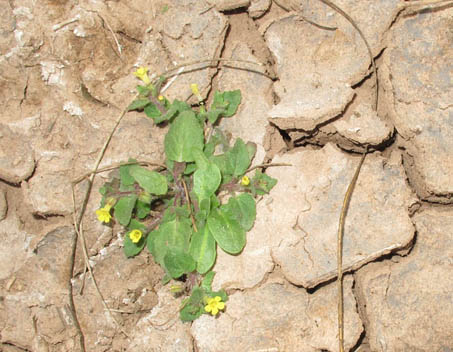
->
[1,0,453,351]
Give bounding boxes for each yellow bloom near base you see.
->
[204,296,225,316]
[96,206,112,223]
[241,175,250,186]
[129,229,143,243]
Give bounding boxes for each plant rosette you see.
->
[95,68,278,321]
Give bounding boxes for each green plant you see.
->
[96,67,277,321]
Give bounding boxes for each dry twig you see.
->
[337,150,367,352]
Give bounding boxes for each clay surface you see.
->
[1,0,453,351]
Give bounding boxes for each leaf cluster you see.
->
[98,85,277,321]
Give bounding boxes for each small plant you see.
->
[96,67,277,321]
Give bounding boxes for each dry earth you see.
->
[1,0,453,351]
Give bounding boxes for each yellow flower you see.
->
[129,229,143,243]
[190,83,203,101]
[133,67,151,85]
[204,296,225,316]
[96,205,112,223]
[158,95,164,101]
[241,175,250,186]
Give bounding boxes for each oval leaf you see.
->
[147,218,192,266]
[227,139,251,177]
[193,163,221,200]
[164,111,204,162]
[129,165,168,195]
[164,250,196,279]
[221,193,256,231]
[189,226,216,274]
[207,209,245,254]
[113,195,137,226]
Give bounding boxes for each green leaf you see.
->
[246,142,257,162]
[206,109,225,124]
[144,104,163,122]
[222,90,241,117]
[123,230,146,257]
[190,226,216,274]
[207,209,246,254]
[201,271,215,292]
[129,165,168,195]
[136,85,150,95]
[207,90,241,123]
[161,99,191,122]
[252,170,278,195]
[184,163,197,175]
[193,163,221,200]
[119,163,136,186]
[162,274,172,285]
[198,197,211,220]
[127,98,150,111]
[226,139,251,177]
[136,200,151,219]
[192,148,210,171]
[127,219,147,231]
[221,193,256,231]
[99,185,107,196]
[164,250,196,279]
[180,287,205,321]
[180,303,204,322]
[164,111,204,162]
[147,218,192,266]
[113,195,138,226]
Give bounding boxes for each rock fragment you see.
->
[267,144,416,288]
[0,124,35,184]
[0,227,79,350]
[127,287,193,351]
[263,0,400,135]
[382,8,453,202]
[248,0,271,18]
[355,208,453,351]
[193,276,362,351]
[331,102,394,148]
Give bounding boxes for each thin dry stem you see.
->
[182,177,198,233]
[337,151,367,352]
[69,92,139,349]
[155,58,276,82]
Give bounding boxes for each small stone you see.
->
[0,124,35,184]
[331,102,394,147]
[248,0,271,18]
[22,172,73,215]
[355,208,453,351]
